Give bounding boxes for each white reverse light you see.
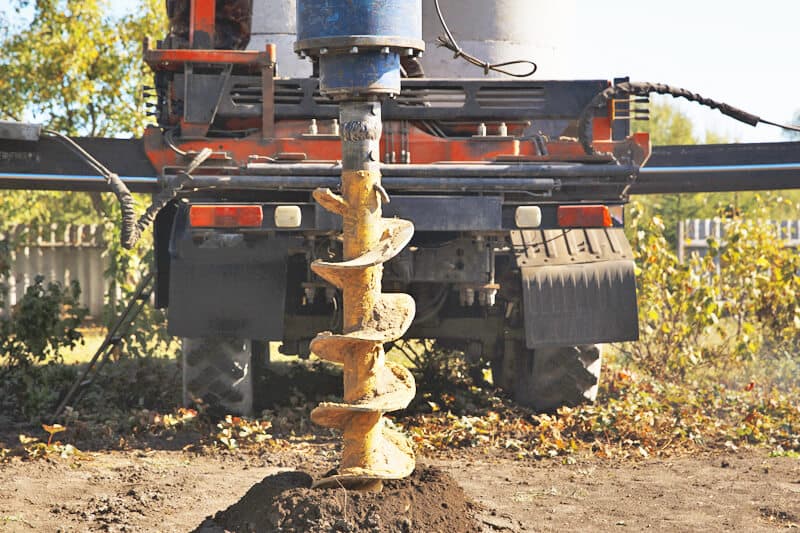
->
[515,206,542,228]
[274,205,302,228]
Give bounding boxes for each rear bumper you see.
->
[180,196,624,234]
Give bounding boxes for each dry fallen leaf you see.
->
[42,424,66,446]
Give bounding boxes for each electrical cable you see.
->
[578,82,800,157]
[43,129,211,249]
[433,0,537,78]
[759,118,800,133]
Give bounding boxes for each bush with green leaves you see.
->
[620,198,800,382]
[0,273,89,423]
[0,275,88,369]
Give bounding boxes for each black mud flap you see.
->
[168,226,295,340]
[511,228,639,348]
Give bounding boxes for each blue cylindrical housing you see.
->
[297,0,422,45]
[295,0,424,97]
[318,52,402,98]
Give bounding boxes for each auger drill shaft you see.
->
[339,101,384,339]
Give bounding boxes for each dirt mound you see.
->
[195,466,482,533]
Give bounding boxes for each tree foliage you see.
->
[0,0,173,360]
[0,0,166,228]
[0,0,165,136]
[634,100,697,146]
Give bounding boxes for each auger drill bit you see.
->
[295,0,424,491]
[310,101,416,491]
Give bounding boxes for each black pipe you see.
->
[634,163,800,194]
[245,162,637,179]
[5,164,798,195]
[0,173,160,193]
[186,175,560,192]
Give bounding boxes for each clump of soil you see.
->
[196,466,482,533]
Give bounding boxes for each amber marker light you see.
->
[189,205,264,228]
[557,205,613,228]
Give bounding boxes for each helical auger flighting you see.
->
[309,105,417,491]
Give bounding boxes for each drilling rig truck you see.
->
[2,1,800,482]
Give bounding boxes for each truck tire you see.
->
[182,337,254,416]
[490,346,514,392]
[493,342,602,412]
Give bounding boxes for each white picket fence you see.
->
[1,225,109,318]
[677,218,800,263]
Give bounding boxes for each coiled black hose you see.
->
[130,148,212,247]
[578,82,800,158]
[44,129,211,249]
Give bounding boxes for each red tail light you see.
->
[557,205,612,228]
[189,205,263,228]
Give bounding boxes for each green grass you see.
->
[60,332,301,366]
[60,327,107,364]
[55,322,429,370]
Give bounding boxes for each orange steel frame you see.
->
[189,0,215,47]
[142,0,650,175]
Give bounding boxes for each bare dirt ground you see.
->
[1,447,798,532]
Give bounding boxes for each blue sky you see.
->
[573,0,799,143]
[3,0,798,143]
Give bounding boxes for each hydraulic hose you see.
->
[578,81,800,158]
[130,148,212,245]
[43,129,211,249]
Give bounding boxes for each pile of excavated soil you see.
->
[195,466,482,533]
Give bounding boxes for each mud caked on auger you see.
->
[295,0,425,491]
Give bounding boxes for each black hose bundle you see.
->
[129,148,212,247]
[44,129,211,249]
[578,81,800,158]
[107,171,140,249]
